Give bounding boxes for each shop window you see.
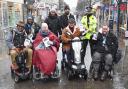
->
[0,2,2,27]
[2,2,8,27]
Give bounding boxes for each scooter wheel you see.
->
[14,75,19,83]
[83,74,88,80]
[83,70,88,80]
[11,69,14,78]
[67,70,73,80]
[29,73,33,80]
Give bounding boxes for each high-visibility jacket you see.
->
[81,15,97,39]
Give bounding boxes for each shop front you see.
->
[1,0,24,29]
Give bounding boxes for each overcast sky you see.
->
[64,0,78,8]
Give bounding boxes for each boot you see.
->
[100,71,107,81]
[81,56,85,65]
[93,71,98,80]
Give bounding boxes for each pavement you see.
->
[0,37,128,89]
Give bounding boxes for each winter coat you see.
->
[24,22,40,39]
[94,32,118,55]
[59,13,75,29]
[6,28,27,49]
[61,26,81,51]
[81,15,97,39]
[45,16,61,36]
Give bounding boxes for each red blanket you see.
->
[32,32,59,75]
[33,47,57,75]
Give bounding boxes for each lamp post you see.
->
[23,0,28,22]
[117,0,121,37]
[90,0,92,6]
[127,0,128,31]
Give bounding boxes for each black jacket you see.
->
[25,22,40,35]
[94,32,118,55]
[45,16,61,36]
[59,13,75,29]
[25,22,40,40]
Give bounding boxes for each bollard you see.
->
[125,31,128,46]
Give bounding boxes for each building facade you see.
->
[0,0,24,30]
[0,0,24,56]
[33,0,59,24]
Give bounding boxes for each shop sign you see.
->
[110,2,127,11]
[119,2,127,11]
[5,0,23,4]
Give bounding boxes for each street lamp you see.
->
[117,0,121,37]
[90,0,92,6]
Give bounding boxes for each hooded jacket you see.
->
[45,12,61,36]
[59,13,75,29]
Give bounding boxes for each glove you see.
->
[92,34,97,40]
[81,30,88,36]
[49,35,55,41]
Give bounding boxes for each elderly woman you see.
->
[32,23,60,75]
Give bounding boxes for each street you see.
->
[0,40,128,89]
[0,0,128,88]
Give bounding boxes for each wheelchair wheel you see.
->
[10,67,14,78]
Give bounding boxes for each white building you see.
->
[33,0,59,24]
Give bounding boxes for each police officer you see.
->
[81,7,97,64]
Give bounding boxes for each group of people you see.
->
[6,5,118,81]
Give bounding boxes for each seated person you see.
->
[33,23,60,50]
[32,23,60,75]
[6,21,32,72]
[61,18,81,64]
[91,25,118,80]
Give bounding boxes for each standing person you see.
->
[91,25,118,80]
[59,5,75,63]
[24,15,40,39]
[45,9,61,37]
[60,5,75,29]
[81,7,97,64]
